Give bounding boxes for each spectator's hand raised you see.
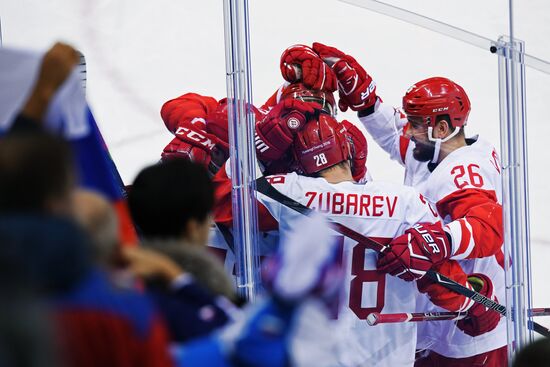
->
[22,42,80,121]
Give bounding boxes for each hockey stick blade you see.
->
[255,176,550,337]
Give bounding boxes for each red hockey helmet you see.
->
[206,98,264,156]
[402,77,471,129]
[280,82,336,117]
[293,114,351,175]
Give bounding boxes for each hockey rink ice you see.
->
[1,0,549,333]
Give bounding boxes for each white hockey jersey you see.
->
[360,101,506,358]
[209,164,281,281]
[256,172,440,367]
[207,225,279,281]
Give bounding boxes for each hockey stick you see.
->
[366,311,468,325]
[254,176,550,337]
[367,308,550,326]
[530,308,550,317]
[215,223,235,254]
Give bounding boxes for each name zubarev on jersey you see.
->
[305,191,398,217]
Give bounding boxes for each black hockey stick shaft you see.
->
[255,176,550,337]
[530,308,550,317]
[424,270,507,315]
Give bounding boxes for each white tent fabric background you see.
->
[1,0,549,330]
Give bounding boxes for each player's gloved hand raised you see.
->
[161,123,220,168]
[312,42,377,112]
[456,273,501,337]
[377,222,452,281]
[280,44,337,92]
[161,92,218,134]
[342,120,368,182]
[255,98,321,161]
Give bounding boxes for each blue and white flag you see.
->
[0,46,136,242]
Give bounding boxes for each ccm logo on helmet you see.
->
[432,107,449,113]
[175,127,216,150]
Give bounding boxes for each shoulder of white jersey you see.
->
[367,180,432,204]
[363,180,440,226]
[264,171,299,187]
[362,179,415,196]
[424,136,501,202]
[258,172,302,204]
[362,180,424,209]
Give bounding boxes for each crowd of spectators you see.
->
[0,42,347,367]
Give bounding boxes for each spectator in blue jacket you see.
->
[126,158,237,343]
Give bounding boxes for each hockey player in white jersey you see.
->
[214,101,483,365]
[308,43,506,366]
[158,45,371,278]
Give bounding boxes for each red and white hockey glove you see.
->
[161,123,220,168]
[312,42,377,112]
[456,273,501,337]
[255,98,320,162]
[280,44,337,92]
[377,222,452,281]
[160,92,218,134]
[342,120,368,182]
[417,260,471,311]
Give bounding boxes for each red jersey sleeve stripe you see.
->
[454,218,474,259]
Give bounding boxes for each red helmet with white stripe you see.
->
[403,77,471,129]
[292,114,350,175]
[403,77,471,163]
